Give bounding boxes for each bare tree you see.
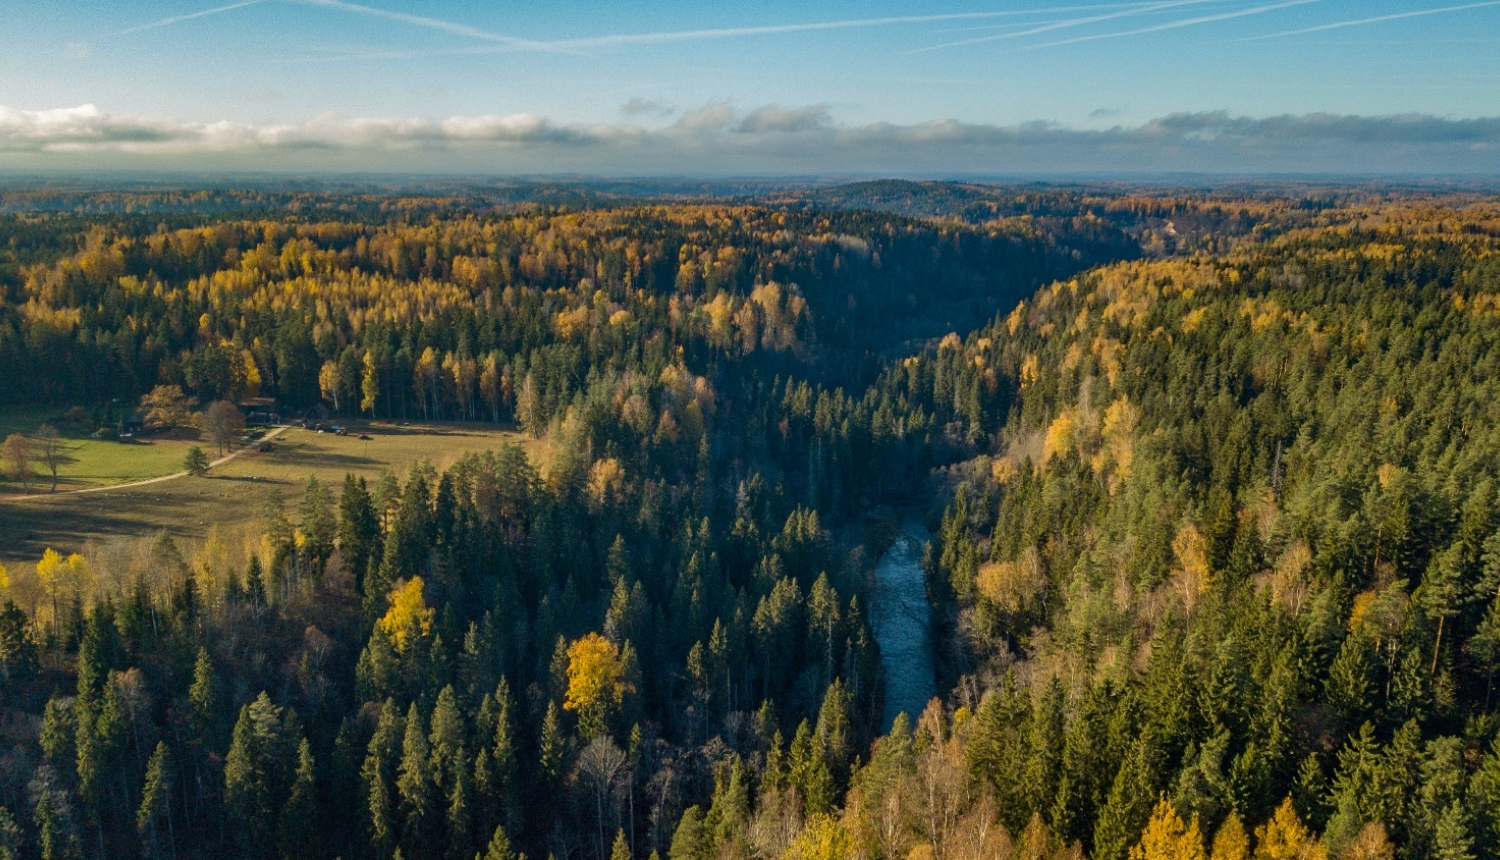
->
[2,432,34,493]
[35,423,73,492]
[578,736,627,860]
[203,401,246,456]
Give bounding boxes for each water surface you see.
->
[869,520,937,731]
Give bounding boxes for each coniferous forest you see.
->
[2,181,1500,860]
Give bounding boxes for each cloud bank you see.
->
[2,103,1498,176]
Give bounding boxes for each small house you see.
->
[240,397,282,426]
[120,409,147,436]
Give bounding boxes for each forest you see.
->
[1,182,1500,860]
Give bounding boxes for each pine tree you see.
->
[490,679,520,833]
[339,474,381,585]
[1470,741,1500,860]
[480,825,518,860]
[278,738,317,860]
[789,720,833,815]
[299,476,337,565]
[611,829,632,860]
[430,686,465,790]
[34,790,76,860]
[814,679,852,790]
[539,701,567,787]
[669,807,706,860]
[446,744,473,860]
[1025,677,1066,825]
[1433,803,1476,860]
[1094,738,1158,860]
[398,702,434,858]
[138,742,175,860]
[225,693,286,860]
[365,701,404,860]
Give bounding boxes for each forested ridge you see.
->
[2,187,1500,860]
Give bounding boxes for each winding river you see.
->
[869,520,937,731]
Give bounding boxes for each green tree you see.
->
[279,738,317,860]
[225,693,288,860]
[669,806,706,860]
[398,702,434,857]
[339,474,380,580]
[138,742,175,859]
[479,825,518,860]
[299,476,336,563]
[185,446,210,477]
[364,701,404,860]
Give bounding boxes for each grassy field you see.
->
[0,419,540,570]
[0,406,204,493]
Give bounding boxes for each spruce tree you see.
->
[278,738,317,860]
[137,742,175,860]
[398,702,434,858]
[364,701,404,860]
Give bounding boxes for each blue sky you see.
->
[3,0,1500,174]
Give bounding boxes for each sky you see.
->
[2,0,1500,175]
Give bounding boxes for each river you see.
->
[869,520,937,731]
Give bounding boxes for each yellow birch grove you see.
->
[1130,798,1206,860]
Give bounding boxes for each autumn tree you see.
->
[379,577,435,653]
[1,433,32,493]
[565,632,631,739]
[142,385,193,430]
[1252,799,1326,860]
[362,351,380,417]
[320,360,343,413]
[1131,798,1206,860]
[204,400,246,455]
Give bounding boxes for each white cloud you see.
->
[674,103,736,132]
[739,105,830,134]
[2,103,1499,176]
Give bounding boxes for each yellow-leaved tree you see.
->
[36,548,93,630]
[1210,812,1249,860]
[377,577,433,653]
[782,814,850,860]
[565,632,630,738]
[1130,798,1206,860]
[1252,799,1326,860]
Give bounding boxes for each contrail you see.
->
[296,0,561,51]
[121,0,266,34]
[930,18,1077,34]
[1237,0,1500,40]
[296,2,1199,59]
[1033,0,1320,47]
[910,0,1221,52]
[544,4,1179,50]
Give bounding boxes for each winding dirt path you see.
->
[0,426,289,503]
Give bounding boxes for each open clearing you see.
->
[0,419,538,569]
[0,406,208,493]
